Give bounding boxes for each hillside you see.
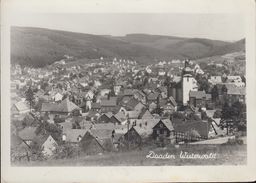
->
[11,27,245,67]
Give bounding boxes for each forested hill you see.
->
[11,27,245,67]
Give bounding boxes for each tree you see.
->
[220,101,245,135]
[221,102,232,120]
[25,87,35,111]
[211,85,219,102]
[196,74,210,92]
[36,121,62,143]
[221,85,228,94]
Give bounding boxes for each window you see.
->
[164,130,167,136]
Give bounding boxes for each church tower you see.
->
[182,59,198,105]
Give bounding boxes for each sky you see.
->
[9,13,245,41]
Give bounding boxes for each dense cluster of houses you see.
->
[10,57,246,160]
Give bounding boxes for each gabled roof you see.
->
[161,119,174,131]
[89,129,113,140]
[138,108,153,119]
[125,98,140,110]
[91,103,101,109]
[63,129,88,143]
[58,98,80,113]
[86,110,99,118]
[227,87,245,95]
[41,98,80,113]
[100,112,113,118]
[209,76,222,83]
[13,101,30,112]
[93,123,115,130]
[34,134,57,146]
[112,111,127,123]
[189,91,206,99]
[226,75,242,82]
[18,127,37,141]
[41,103,58,112]
[126,110,141,119]
[128,119,159,137]
[101,98,117,107]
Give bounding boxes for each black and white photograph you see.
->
[1,0,256,182]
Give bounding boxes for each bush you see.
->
[225,138,244,145]
[53,143,81,159]
[213,110,222,118]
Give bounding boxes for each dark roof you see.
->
[41,98,80,113]
[91,103,101,109]
[101,98,117,107]
[87,110,99,118]
[227,87,245,95]
[63,129,88,143]
[112,112,127,123]
[125,98,140,110]
[18,127,37,141]
[189,91,206,99]
[138,108,153,119]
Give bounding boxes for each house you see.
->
[79,129,114,154]
[62,129,88,143]
[41,98,81,117]
[226,86,246,104]
[91,103,101,112]
[97,112,113,123]
[11,101,30,116]
[189,91,211,108]
[86,110,100,121]
[125,98,145,112]
[11,134,31,161]
[36,134,58,156]
[122,119,158,147]
[208,76,222,85]
[18,127,37,146]
[152,119,175,141]
[126,110,141,119]
[226,76,245,87]
[18,127,58,157]
[133,90,146,104]
[100,97,117,113]
[138,108,154,119]
[85,90,94,101]
[53,92,63,102]
[110,111,127,125]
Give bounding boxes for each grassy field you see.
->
[13,144,246,166]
